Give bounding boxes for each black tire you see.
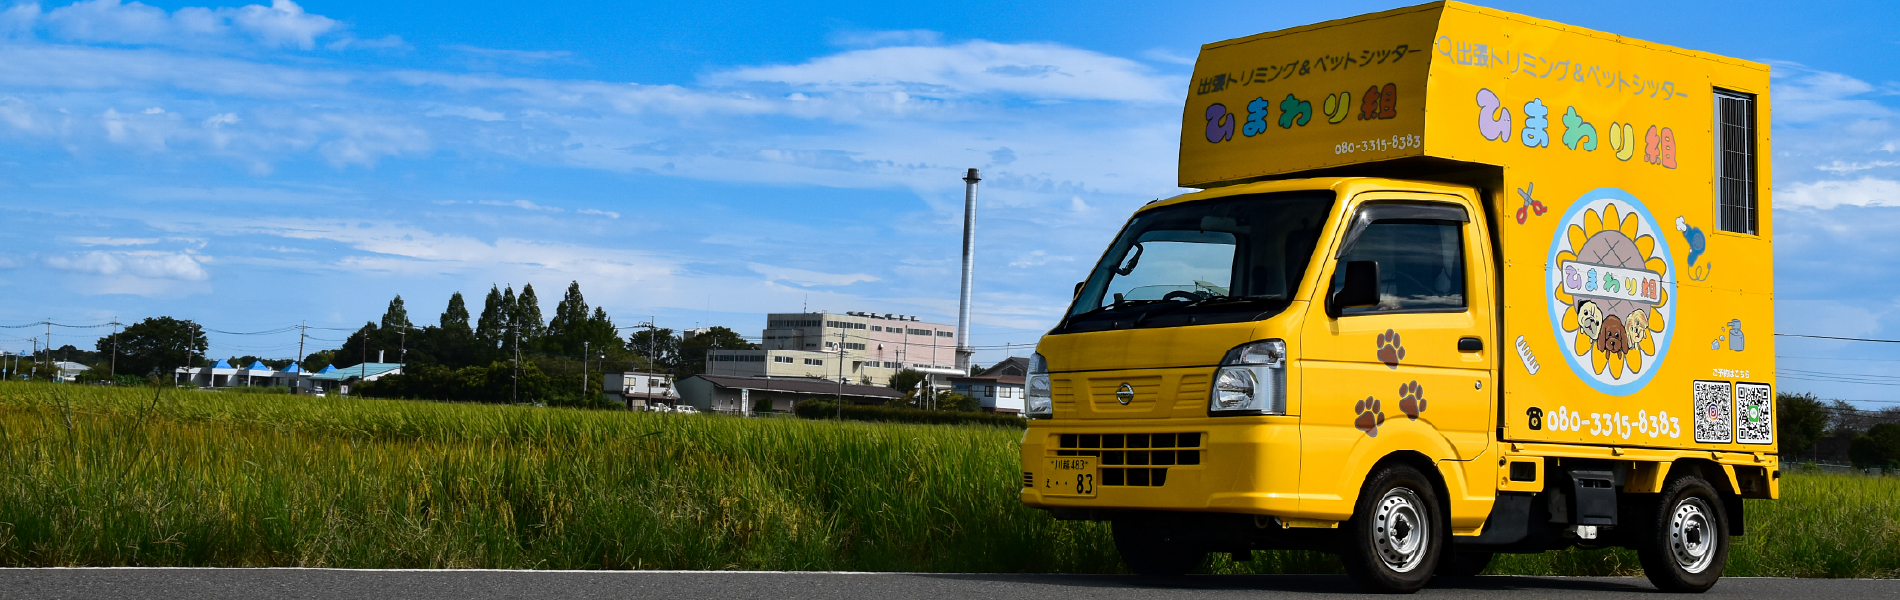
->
[1340,462,1444,593]
[1434,549,1493,577]
[1111,515,1206,576]
[1635,474,1729,593]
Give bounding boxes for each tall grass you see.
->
[0,382,1116,570]
[0,382,1894,576]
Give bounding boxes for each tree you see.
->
[545,281,597,357]
[381,295,411,331]
[513,283,544,350]
[476,285,508,355]
[1777,392,1830,458]
[427,292,479,368]
[98,317,207,377]
[1849,423,1900,470]
[441,292,473,336]
[888,368,927,394]
[677,326,756,378]
[627,327,679,374]
[337,321,382,368]
[303,349,338,370]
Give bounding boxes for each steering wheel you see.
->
[1162,290,1201,303]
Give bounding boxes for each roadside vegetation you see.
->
[0,382,1894,577]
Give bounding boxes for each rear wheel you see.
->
[1340,463,1443,593]
[1636,474,1729,593]
[1111,515,1207,576]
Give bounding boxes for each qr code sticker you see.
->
[1735,382,1773,445]
[1693,380,1733,444]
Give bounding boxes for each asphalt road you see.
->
[2,569,1897,599]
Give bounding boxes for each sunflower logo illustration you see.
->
[1547,189,1675,394]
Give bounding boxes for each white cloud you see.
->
[444,44,572,64]
[1141,47,1196,66]
[67,236,160,246]
[709,40,1175,103]
[1770,62,1896,126]
[748,263,878,287]
[45,250,209,280]
[325,34,403,51]
[1008,249,1072,268]
[226,0,336,49]
[1781,177,1900,210]
[827,29,942,48]
[33,0,340,49]
[479,199,561,212]
[577,208,619,219]
[1817,160,1900,174]
[426,105,505,121]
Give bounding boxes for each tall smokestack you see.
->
[957,168,979,371]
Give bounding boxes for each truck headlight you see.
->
[1209,339,1286,416]
[1026,352,1053,418]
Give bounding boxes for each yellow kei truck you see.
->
[1019,2,1774,593]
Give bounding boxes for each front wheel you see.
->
[1340,463,1443,593]
[1636,474,1729,592]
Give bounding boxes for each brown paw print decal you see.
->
[1354,397,1386,437]
[1398,380,1425,420]
[1376,329,1405,369]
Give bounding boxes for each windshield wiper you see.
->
[1132,295,1282,326]
[1075,298,1165,318]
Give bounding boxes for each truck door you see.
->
[1296,192,1497,514]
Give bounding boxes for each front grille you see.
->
[1022,472,1035,488]
[1053,432,1202,487]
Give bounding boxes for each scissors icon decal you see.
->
[1515,183,1547,225]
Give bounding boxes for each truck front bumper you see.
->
[1020,416,1301,515]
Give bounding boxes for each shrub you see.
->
[794,400,1026,428]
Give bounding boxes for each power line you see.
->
[1777,333,1900,343]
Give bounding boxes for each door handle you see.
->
[1458,337,1483,352]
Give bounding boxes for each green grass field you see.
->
[0,382,1894,577]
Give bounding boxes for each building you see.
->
[677,374,904,415]
[949,357,1031,414]
[302,363,403,396]
[603,371,679,410]
[52,361,87,382]
[706,311,964,387]
[175,360,311,389]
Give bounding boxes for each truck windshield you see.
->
[1058,191,1335,333]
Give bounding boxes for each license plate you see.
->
[1042,456,1097,498]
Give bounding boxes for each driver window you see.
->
[1330,219,1466,313]
[1099,231,1236,308]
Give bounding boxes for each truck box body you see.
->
[1181,2,1774,454]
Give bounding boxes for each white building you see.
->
[603,371,679,410]
[708,311,965,388]
[949,357,1030,414]
[175,360,310,389]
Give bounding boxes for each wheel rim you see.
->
[1668,496,1717,573]
[1372,486,1430,573]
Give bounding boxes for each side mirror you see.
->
[1073,281,1086,298]
[1328,260,1380,318]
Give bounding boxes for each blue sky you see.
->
[1,0,1898,405]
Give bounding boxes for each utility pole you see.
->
[297,322,306,368]
[512,329,520,404]
[583,340,590,400]
[109,320,121,382]
[843,326,851,419]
